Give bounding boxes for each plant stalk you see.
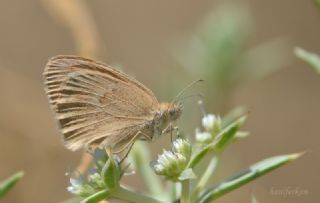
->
[181,180,190,203]
[192,157,218,202]
[111,185,162,203]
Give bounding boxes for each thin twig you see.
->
[41,0,105,59]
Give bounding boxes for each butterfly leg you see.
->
[162,124,179,142]
[162,124,179,134]
[113,131,142,162]
[173,126,180,141]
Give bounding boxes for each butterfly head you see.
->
[159,102,182,121]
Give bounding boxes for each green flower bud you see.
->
[67,148,123,199]
[153,150,187,181]
[211,115,222,137]
[88,172,105,190]
[173,138,192,161]
[195,128,212,143]
[202,114,222,134]
[67,176,96,197]
[197,114,222,144]
[202,114,216,130]
[152,138,192,181]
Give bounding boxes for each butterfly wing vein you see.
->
[43,55,158,151]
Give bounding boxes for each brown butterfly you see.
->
[43,55,190,159]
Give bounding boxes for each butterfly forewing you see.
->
[43,55,159,151]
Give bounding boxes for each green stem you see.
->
[81,190,110,203]
[181,180,190,203]
[198,153,303,203]
[137,157,163,196]
[170,182,177,201]
[111,185,163,203]
[191,157,218,202]
[131,142,164,197]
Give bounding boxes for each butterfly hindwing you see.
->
[43,55,159,150]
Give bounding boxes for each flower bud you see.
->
[202,114,216,130]
[153,138,191,181]
[67,176,96,197]
[172,138,192,161]
[202,114,222,133]
[152,147,188,181]
[195,128,212,143]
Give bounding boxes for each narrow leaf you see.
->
[222,106,246,127]
[80,190,109,203]
[192,157,219,202]
[199,153,302,203]
[0,171,24,198]
[214,114,247,149]
[316,0,320,11]
[178,168,196,181]
[101,156,120,189]
[188,115,247,168]
[295,47,320,74]
[241,38,290,81]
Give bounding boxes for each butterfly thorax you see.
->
[158,102,182,120]
[141,102,182,141]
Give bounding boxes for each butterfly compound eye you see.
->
[169,109,175,116]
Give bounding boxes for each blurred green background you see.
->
[0,0,319,202]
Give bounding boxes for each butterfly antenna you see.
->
[178,93,205,102]
[172,79,203,104]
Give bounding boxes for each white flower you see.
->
[173,139,192,160]
[202,114,216,130]
[152,139,191,181]
[195,128,212,142]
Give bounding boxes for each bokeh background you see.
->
[0,0,319,202]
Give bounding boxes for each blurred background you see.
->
[0,0,319,202]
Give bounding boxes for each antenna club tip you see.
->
[198,100,203,104]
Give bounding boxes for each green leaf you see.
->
[233,131,250,141]
[214,114,247,149]
[316,0,320,11]
[173,4,252,110]
[188,115,247,168]
[178,168,197,181]
[241,38,290,81]
[111,186,163,203]
[80,190,109,203]
[222,106,246,127]
[175,4,251,77]
[191,157,219,202]
[198,153,303,203]
[294,47,320,74]
[188,146,210,169]
[101,156,120,189]
[0,171,24,198]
